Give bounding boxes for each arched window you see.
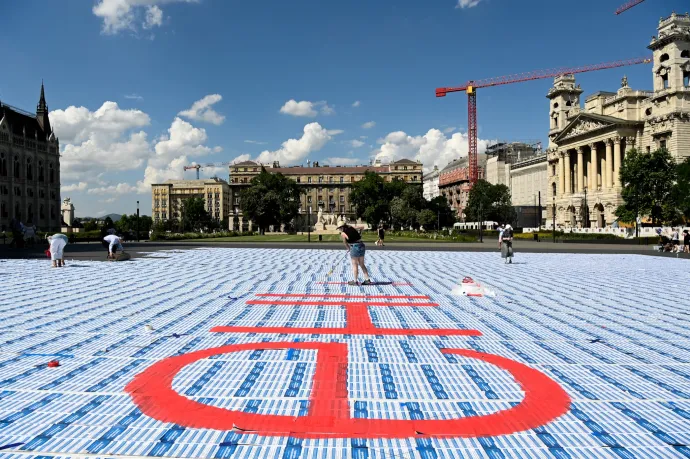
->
[14,156,21,179]
[39,204,45,219]
[660,53,670,63]
[682,50,690,58]
[552,183,557,197]
[49,163,54,183]
[27,204,33,224]
[0,152,6,176]
[26,158,33,180]
[14,203,20,220]
[685,70,690,88]
[566,100,572,106]
[0,201,7,218]
[38,161,44,182]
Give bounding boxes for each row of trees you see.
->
[349,171,455,230]
[616,149,690,225]
[464,180,516,225]
[78,214,153,235]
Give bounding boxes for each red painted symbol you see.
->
[125,292,571,438]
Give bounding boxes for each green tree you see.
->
[103,216,114,230]
[615,148,677,225]
[179,197,211,231]
[465,180,515,224]
[240,168,302,233]
[418,209,437,230]
[390,197,419,229]
[83,220,98,232]
[350,171,389,226]
[427,196,456,229]
[672,157,690,221]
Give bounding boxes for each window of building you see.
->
[646,146,651,154]
[340,196,344,202]
[49,163,54,183]
[662,73,669,89]
[27,189,34,198]
[308,177,312,183]
[308,206,312,213]
[296,177,301,183]
[0,202,7,218]
[14,187,21,197]
[14,156,20,179]
[339,177,344,183]
[0,152,6,177]
[645,108,652,116]
[684,71,690,88]
[552,183,556,197]
[553,102,559,109]
[340,205,344,213]
[253,167,258,172]
[329,177,333,183]
[660,139,667,151]
[318,187,323,192]
[660,53,670,63]
[243,168,248,172]
[403,166,408,171]
[318,176,323,183]
[682,50,690,58]
[162,212,167,219]
[26,158,33,180]
[39,189,44,198]
[307,196,312,203]
[39,204,44,219]
[329,188,334,193]
[233,168,238,172]
[395,166,399,170]
[552,165,556,176]
[351,176,355,182]
[339,187,344,192]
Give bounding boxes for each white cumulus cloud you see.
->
[138,117,220,192]
[257,123,331,165]
[279,100,334,117]
[456,0,483,8]
[143,5,163,29]
[352,101,361,108]
[349,139,365,148]
[361,121,376,129]
[178,94,225,125]
[327,129,344,136]
[244,140,267,145]
[88,183,138,195]
[92,0,198,35]
[50,101,152,182]
[61,182,88,193]
[374,128,493,172]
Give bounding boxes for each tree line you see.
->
[616,149,690,225]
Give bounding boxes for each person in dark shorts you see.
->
[376,225,385,247]
[337,221,372,285]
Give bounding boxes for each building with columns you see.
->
[547,12,690,228]
[0,83,61,230]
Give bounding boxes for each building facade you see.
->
[439,154,487,220]
[151,178,230,224]
[0,83,61,230]
[422,166,440,201]
[228,159,423,231]
[548,13,690,228]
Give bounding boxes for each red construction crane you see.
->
[435,56,652,185]
[184,162,234,180]
[615,0,645,15]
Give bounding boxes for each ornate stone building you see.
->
[547,13,690,228]
[228,158,422,231]
[151,178,230,224]
[422,165,440,201]
[0,83,61,230]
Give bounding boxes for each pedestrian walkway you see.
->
[0,249,688,458]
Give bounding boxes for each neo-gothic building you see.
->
[0,83,61,230]
[547,13,690,228]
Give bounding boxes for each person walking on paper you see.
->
[337,220,372,286]
[47,233,68,268]
[103,234,124,260]
[500,224,514,264]
[375,225,385,247]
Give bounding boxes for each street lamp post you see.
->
[552,197,556,243]
[583,186,588,228]
[307,205,311,242]
[479,199,483,243]
[136,201,140,242]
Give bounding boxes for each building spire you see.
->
[38,80,47,112]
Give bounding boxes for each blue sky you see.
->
[0,0,685,217]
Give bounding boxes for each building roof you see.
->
[0,103,48,140]
[585,91,616,101]
[272,166,389,175]
[391,158,421,165]
[233,161,261,167]
[553,112,642,144]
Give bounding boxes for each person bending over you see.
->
[103,234,124,260]
[337,221,372,285]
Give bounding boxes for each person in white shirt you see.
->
[497,225,505,250]
[103,234,124,260]
[47,234,68,267]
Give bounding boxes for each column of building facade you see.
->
[590,143,599,191]
[563,150,573,195]
[612,137,622,188]
[577,147,585,193]
[605,140,614,189]
[558,152,565,197]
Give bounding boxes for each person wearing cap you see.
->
[337,220,372,285]
[103,233,124,260]
[500,224,514,264]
